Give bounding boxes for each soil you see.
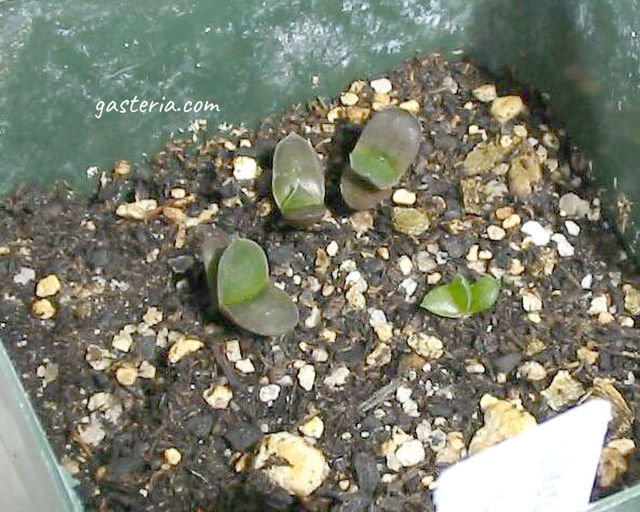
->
[2,53,640,511]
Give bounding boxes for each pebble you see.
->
[13,267,36,285]
[297,364,316,391]
[465,361,486,374]
[259,384,281,403]
[225,339,242,362]
[77,420,106,447]
[427,272,442,284]
[468,394,537,454]
[115,364,138,386]
[232,156,260,180]
[565,220,580,236]
[397,255,413,275]
[35,274,61,297]
[299,416,324,438]
[541,370,585,411]
[407,333,444,359]
[502,213,521,229]
[0,246,10,255]
[115,199,158,220]
[588,294,610,315]
[370,77,392,94]
[31,299,56,319]
[521,220,551,246]
[487,225,506,241]
[326,240,339,257]
[599,439,635,487]
[254,432,329,497]
[521,290,542,312]
[490,95,524,123]
[312,347,329,363]
[392,188,417,206]
[168,337,204,363]
[551,233,575,257]
[113,159,131,176]
[495,206,514,220]
[513,124,528,138]
[518,361,547,381]
[112,333,133,352]
[395,439,426,467]
[509,153,541,197]
[559,192,590,218]
[138,360,156,379]
[391,207,430,236]
[203,384,233,409]
[581,274,593,289]
[415,251,437,272]
[463,141,504,175]
[400,278,418,298]
[86,345,115,371]
[324,367,350,388]
[340,91,359,106]
[472,84,497,102]
[164,448,182,466]
[235,358,255,374]
[399,99,420,114]
[350,211,374,234]
[142,306,163,326]
[167,255,195,273]
[366,343,392,366]
[304,307,321,329]
[435,432,466,465]
[623,284,640,315]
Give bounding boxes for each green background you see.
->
[1,0,640,257]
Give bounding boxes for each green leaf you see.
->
[201,228,231,295]
[420,275,471,318]
[340,166,392,210]
[349,107,421,190]
[217,238,269,307]
[272,133,325,225]
[468,276,501,314]
[420,274,500,318]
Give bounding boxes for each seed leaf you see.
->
[420,275,500,318]
[468,276,501,314]
[217,239,269,307]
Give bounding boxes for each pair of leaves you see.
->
[341,107,421,210]
[420,275,500,318]
[272,133,326,226]
[202,234,298,336]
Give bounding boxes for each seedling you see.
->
[272,133,326,226]
[348,106,421,190]
[420,274,500,318]
[202,236,298,335]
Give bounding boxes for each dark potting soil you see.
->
[1,53,640,511]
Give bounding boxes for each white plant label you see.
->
[434,399,612,512]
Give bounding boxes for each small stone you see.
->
[35,274,61,297]
[299,416,324,438]
[0,246,10,256]
[565,220,580,236]
[36,362,59,384]
[576,346,599,366]
[399,99,420,114]
[14,267,36,285]
[491,95,524,123]
[77,420,106,447]
[407,333,444,359]
[327,107,346,123]
[366,343,392,367]
[235,358,255,374]
[370,77,392,94]
[393,188,417,206]
[203,384,233,409]
[340,92,359,106]
[559,192,590,218]
[350,211,374,234]
[345,286,366,310]
[427,272,442,284]
[551,233,575,257]
[623,284,640,315]
[116,199,158,220]
[487,225,506,241]
[86,345,115,371]
[502,213,521,229]
[324,366,350,388]
[509,153,541,197]
[400,278,418,298]
[521,290,542,312]
[225,339,242,362]
[395,439,426,467]
[588,294,610,315]
[31,299,55,319]
[513,124,528,138]
[495,206,514,220]
[435,432,466,465]
[113,159,131,176]
[164,447,182,466]
[463,142,505,175]
[254,432,329,497]
[115,364,138,386]
[415,252,437,272]
[541,370,585,411]
[168,337,204,363]
[472,84,497,102]
[521,220,550,246]
[468,394,537,454]
[167,255,195,273]
[466,360,486,374]
[312,347,329,362]
[170,187,186,199]
[397,255,413,275]
[138,360,156,379]
[232,156,260,180]
[326,240,339,257]
[377,247,390,260]
[518,361,547,381]
[305,307,321,329]
[598,439,635,487]
[112,333,134,352]
[509,259,525,275]
[581,274,593,289]
[259,384,281,403]
[297,364,316,391]
[142,306,163,326]
[392,207,430,236]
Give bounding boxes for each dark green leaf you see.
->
[349,107,421,190]
[217,238,269,307]
[340,166,392,210]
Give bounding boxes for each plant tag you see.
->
[434,399,612,512]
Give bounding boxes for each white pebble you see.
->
[521,220,551,246]
[588,294,609,315]
[581,274,593,289]
[395,439,426,467]
[297,364,316,391]
[233,156,260,180]
[487,225,506,241]
[235,358,255,374]
[13,267,36,285]
[326,241,339,257]
[370,77,392,94]
[398,255,413,276]
[565,220,580,236]
[551,233,575,257]
[522,291,542,312]
[392,189,417,206]
[400,278,418,298]
[368,308,387,327]
[259,384,281,403]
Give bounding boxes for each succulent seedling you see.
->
[420,274,500,318]
[341,107,421,210]
[202,236,298,335]
[272,133,326,226]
